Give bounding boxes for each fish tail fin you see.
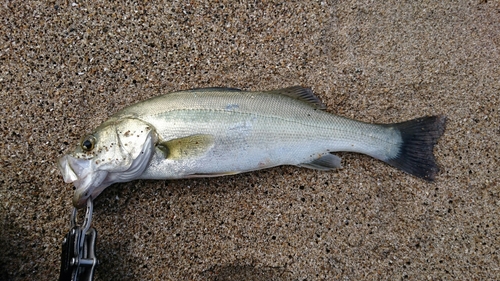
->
[384,115,446,181]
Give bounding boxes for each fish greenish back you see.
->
[58,86,446,208]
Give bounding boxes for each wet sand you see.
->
[1,1,499,280]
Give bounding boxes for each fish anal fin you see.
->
[157,134,215,160]
[298,154,342,171]
[265,86,326,109]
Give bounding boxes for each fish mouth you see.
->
[58,155,109,208]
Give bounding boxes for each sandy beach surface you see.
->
[1,1,499,280]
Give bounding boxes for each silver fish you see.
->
[59,87,446,208]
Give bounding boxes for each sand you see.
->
[1,1,499,280]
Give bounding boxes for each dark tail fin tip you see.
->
[386,115,446,181]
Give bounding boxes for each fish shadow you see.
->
[0,216,33,280]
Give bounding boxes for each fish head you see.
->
[59,117,157,208]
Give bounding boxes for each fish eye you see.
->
[81,135,96,151]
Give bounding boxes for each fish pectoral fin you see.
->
[157,134,215,160]
[298,154,342,171]
[265,86,326,110]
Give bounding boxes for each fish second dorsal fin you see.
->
[265,86,326,110]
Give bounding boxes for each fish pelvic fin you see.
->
[384,115,446,181]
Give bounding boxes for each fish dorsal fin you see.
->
[188,87,242,92]
[157,134,215,160]
[265,86,326,110]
